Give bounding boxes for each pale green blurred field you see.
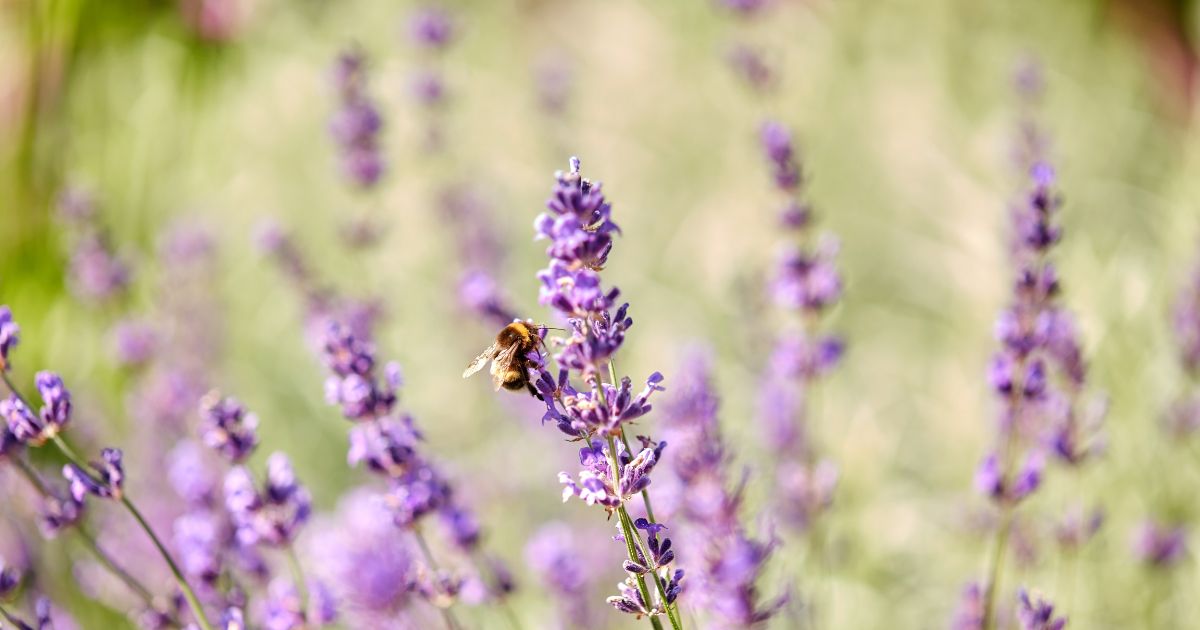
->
[3,0,1200,628]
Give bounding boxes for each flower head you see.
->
[1016,589,1067,630]
[224,453,312,547]
[63,448,126,502]
[198,392,260,463]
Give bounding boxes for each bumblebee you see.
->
[463,320,545,400]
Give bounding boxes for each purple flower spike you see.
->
[330,48,386,189]
[0,306,19,372]
[198,392,260,463]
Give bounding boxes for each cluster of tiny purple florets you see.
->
[330,48,386,189]
[528,158,684,623]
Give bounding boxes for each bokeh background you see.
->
[2,0,1200,628]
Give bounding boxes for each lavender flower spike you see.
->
[527,159,685,629]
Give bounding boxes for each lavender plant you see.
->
[968,78,1103,626]
[406,5,456,153]
[755,121,844,534]
[0,306,216,629]
[658,348,786,627]
[501,158,684,629]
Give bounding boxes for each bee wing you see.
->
[489,343,521,391]
[463,343,499,378]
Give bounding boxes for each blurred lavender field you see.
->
[2,0,1200,628]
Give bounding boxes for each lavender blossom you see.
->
[726,45,774,93]
[660,350,786,626]
[63,448,125,502]
[754,120,844,534]
[525,523,600,628]
[407,6,455,50]
[198,393,259,463]
[36,487,85,538]
[111,320,158,367]
[68,233,131,302]
[1132,520,1187,568]
[528,159,684,627]
[1015,590,1066,630]
[759,121,802,192]
[224,453,311,547]
[0,306,18,372]
[330,48,386,189]
[0,558,20,598]
[310,490,417,619]
[951,583,985,630]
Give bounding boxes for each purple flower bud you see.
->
[34,372,71,435]
[1016,589,1067,630]
[1132,520,1187,568]
[110,319,157,366]
[2,395,43,446]
[407,6,455,50]
[198,393,259,463]
[0,306,19,372]
[37,488,85,538]
[726,44,774,93]
[951,582,984,630]
[606,577,653,617]
[224,454,311,547]
[439,505,481,552]
[0,558,21,598]
[63,448,125,502]
[759,120,801,191]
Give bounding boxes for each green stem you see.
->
[0,602,28,628]
[285,545,309,618]
[604,435,668,630]
[601,363,681,629]
[412,528,462,630]
[980,506,1013,630]
[11,455,164,614]
[3,373,210,629]
[121,496,214,630]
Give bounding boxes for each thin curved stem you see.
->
[10,454,171,621]
[605,436,669,630]
[285,545,309,618]
[412,527,462,630]
[0,602,31,630]
[121,496,214,630]
[3,373,211,629]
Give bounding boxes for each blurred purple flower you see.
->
[198,393,259,463]
[1132,520,1187,568]
[224,454,312,547]
[1015,589,1066,630]
[0,306,19,372]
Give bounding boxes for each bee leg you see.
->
[526,381,544,402]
